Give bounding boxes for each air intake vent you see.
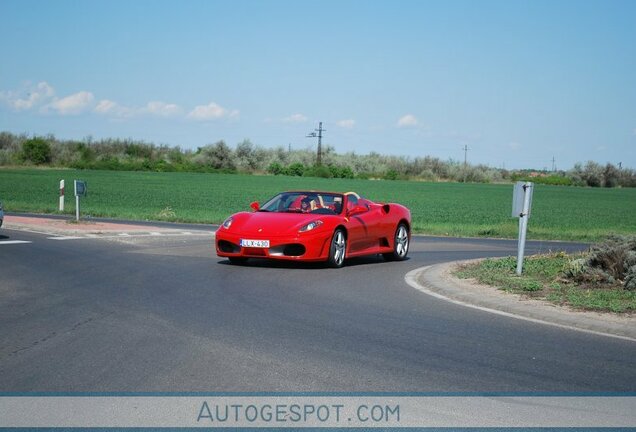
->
[218,240,239,253]
[283,244,306,257]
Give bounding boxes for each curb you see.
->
[405,262,636,343]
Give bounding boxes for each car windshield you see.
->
[260,192,344,215]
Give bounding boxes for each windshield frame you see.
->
[259,192,345,215]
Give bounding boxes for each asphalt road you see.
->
[1,226,634,392]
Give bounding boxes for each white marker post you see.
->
[59,180,65,212]
[512,181,533,275]
[75,189,80,222]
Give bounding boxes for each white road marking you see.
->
[46,232,214,241]
[48,236,84,240]
[405,266,636,343]
[3,227,59,236]
[0,240,32,245]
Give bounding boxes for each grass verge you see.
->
[454,253,636,313]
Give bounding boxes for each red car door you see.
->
[344,195,376,254]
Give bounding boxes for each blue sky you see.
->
[1,0,634,169]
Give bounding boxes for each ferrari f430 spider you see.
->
[216,191,411,268]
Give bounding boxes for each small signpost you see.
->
[74,180,87,221]
[512,181,533,275]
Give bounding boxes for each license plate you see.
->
[240,239,270,248]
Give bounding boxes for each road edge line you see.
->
[405,265,636,343]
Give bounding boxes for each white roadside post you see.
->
[75,181,80,221]
[59,180,65,212]
[512,181,534,275]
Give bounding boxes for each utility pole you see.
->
[551,156,556,172]
[462,145,469,183]
[462,145,469,168]
[306,122,325,165]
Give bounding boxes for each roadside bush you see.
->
[124,143,153,159]
[418,169,438,182]
[625,266,636,291]
[193,141,236,170]
[384,169,399,180]
[235,139,260,171]
[304,164,332,178]
[326,164,354,179]
[339,166,355,179]
[618,168,636,188]
[267,161,284,175]
[564,235,636,289]
[21,137,52,164]
[285,162,306,177]
[603,163,620,188]
[511,173,574,186]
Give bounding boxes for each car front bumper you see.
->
[215,229,332,262]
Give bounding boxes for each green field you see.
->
[1,168,635,241]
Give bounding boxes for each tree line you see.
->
[0,131,634,187]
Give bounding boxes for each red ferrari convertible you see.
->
[215,191,411,267]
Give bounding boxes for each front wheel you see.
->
[327,229,346,268]
[383,223,409,261]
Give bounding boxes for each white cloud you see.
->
[47,91,95,115]
[508,142,522,150]
[2,81,236,122]
[188,102,238,121]
[94,99,134,118]
[95,99,183,119]
[94,99,118,114]
[283,113,308,123]
[144,101,183,117]
[0,81,55,111]
[397,114,418,128]
[336,119,355,128]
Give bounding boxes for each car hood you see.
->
[230,211,331,236]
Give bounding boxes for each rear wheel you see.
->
[327,229,346,268]
[228,257,248,265]
[383,223,409,261]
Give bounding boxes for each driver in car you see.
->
[300,197,312,213]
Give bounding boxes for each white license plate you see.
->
[240,239,270,248]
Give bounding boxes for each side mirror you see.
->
[250,201,260,211]
[347,205,368,217]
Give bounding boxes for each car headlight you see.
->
[222,217,233,229]
[299,220,323,232]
